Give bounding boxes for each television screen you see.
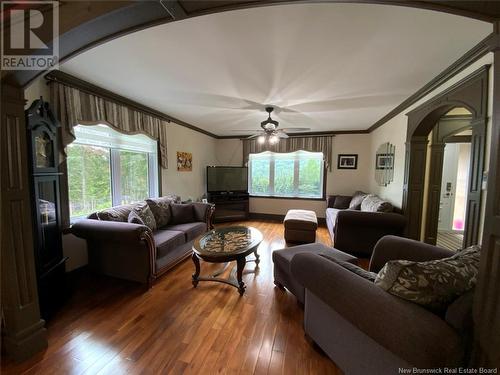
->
[207,167,248,192]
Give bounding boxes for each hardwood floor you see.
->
[1,221,346,375]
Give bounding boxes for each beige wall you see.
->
[214,134,372,218]
[161,123,217,201]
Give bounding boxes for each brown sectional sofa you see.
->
[72,198,214,286]
[291,236,472,373]
[326,192,406,257]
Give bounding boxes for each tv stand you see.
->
[208,192,249,223]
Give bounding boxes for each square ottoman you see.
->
[272,243,357,303]
[284,209,318,243]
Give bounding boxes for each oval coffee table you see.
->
[191,226,263,295]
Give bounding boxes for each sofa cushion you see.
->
[146,196,174,228]
[131,202,157,231]
[333,195,352,209]
[361,194,393,213]
[326,208,339,231]
[320,254,377,282]
[445,289,474,333]
[348,191,367,210]
[164,222,207,242]
[154,229,186,259]
[97,204,136,222]
[128,210,145,226]
[284,209,318,231]
[170,203,195,224]
[375,245,481,312]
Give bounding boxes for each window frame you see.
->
[248,151,326,200]
[68,124,160,220]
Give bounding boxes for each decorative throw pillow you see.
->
[321,254,377,282]
[128,210,145,226]
[170,203,195,224]
[97,205,134,222]
[375,245,481,312]
[333,195,352,209]
[360,194,393,213]
[131,203,157,231]
[146,197,174,228]
[348,191,367,210]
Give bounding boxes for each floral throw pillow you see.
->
[128,210,145,226]
[375,245,481,312]
[132,202,157,231]
[348,191,367,210]
[146,197,174,228]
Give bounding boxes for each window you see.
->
[249,151,324,198]
[67,124,159,219]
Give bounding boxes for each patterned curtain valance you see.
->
[49,81,169,168]
[242,136,334,171]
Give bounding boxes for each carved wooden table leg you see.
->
[236,257,246,296]
[192,253,200,287]
[254,249,260,266]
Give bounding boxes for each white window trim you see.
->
[249,150,325,199]
[69,124,159,219]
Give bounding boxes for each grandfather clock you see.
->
[26,98,67,320]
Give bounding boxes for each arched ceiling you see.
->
[59,3,492,135]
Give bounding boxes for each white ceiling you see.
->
[60,3,492,136]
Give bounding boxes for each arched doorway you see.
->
[402,65,489,247]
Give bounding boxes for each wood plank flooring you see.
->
[1,220,348,375]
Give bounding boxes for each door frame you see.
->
[424,117,472,245]
[402,65,489,247]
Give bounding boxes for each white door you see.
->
[438,143,459,231]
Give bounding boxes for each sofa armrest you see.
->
[192,202,215,229]
[291,253,463,367]
[71,219,150,242]
[369,235,454,272]
[334,211,406,256]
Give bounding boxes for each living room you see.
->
[1,1,500,374]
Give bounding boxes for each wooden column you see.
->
[1,83,47,361]
[423,142,445,244]
[472,40,500,368]
[402,136,428,240]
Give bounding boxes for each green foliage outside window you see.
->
[67,144,112,218]
[120,150,149,205]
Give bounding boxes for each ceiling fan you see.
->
[243,106,310,144]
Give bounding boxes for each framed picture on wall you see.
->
[177,151,193,171]
[376,153,394,170]
[337,154,358,170]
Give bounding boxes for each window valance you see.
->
[49,81,169,168]
[242,136,334,171]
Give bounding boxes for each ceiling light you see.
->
[269,135,279,144]
[257,135,266,144]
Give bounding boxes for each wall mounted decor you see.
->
[337,154,358,169]
[375,142,395,186]
[177,151,192,171]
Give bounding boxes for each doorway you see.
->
[436,136,471,250]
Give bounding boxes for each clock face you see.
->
[35,132,54,168]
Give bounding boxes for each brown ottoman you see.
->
[272,243,358,303]
[284,209,318,243]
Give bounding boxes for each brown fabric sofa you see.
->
[291,236,472,374]
[71,199,214,286]
[326,192,406,256]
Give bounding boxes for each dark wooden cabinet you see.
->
[26,99,67,320]
[208,192,249,223]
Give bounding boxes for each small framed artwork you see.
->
[177,151,193,171]
[376,153,394,170]
[337,154,358,170]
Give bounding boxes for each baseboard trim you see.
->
[249,212,326,226]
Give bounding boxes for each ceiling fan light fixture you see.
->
[257,135,266,144]
[269,135,279,144]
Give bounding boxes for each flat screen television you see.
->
[207,166,248,193]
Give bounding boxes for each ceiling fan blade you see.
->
[246,133,263,139]
[229,129,266,132]
[276,131,289,139]
[279,127,311,132]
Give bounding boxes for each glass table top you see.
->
[194,226,263,256]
